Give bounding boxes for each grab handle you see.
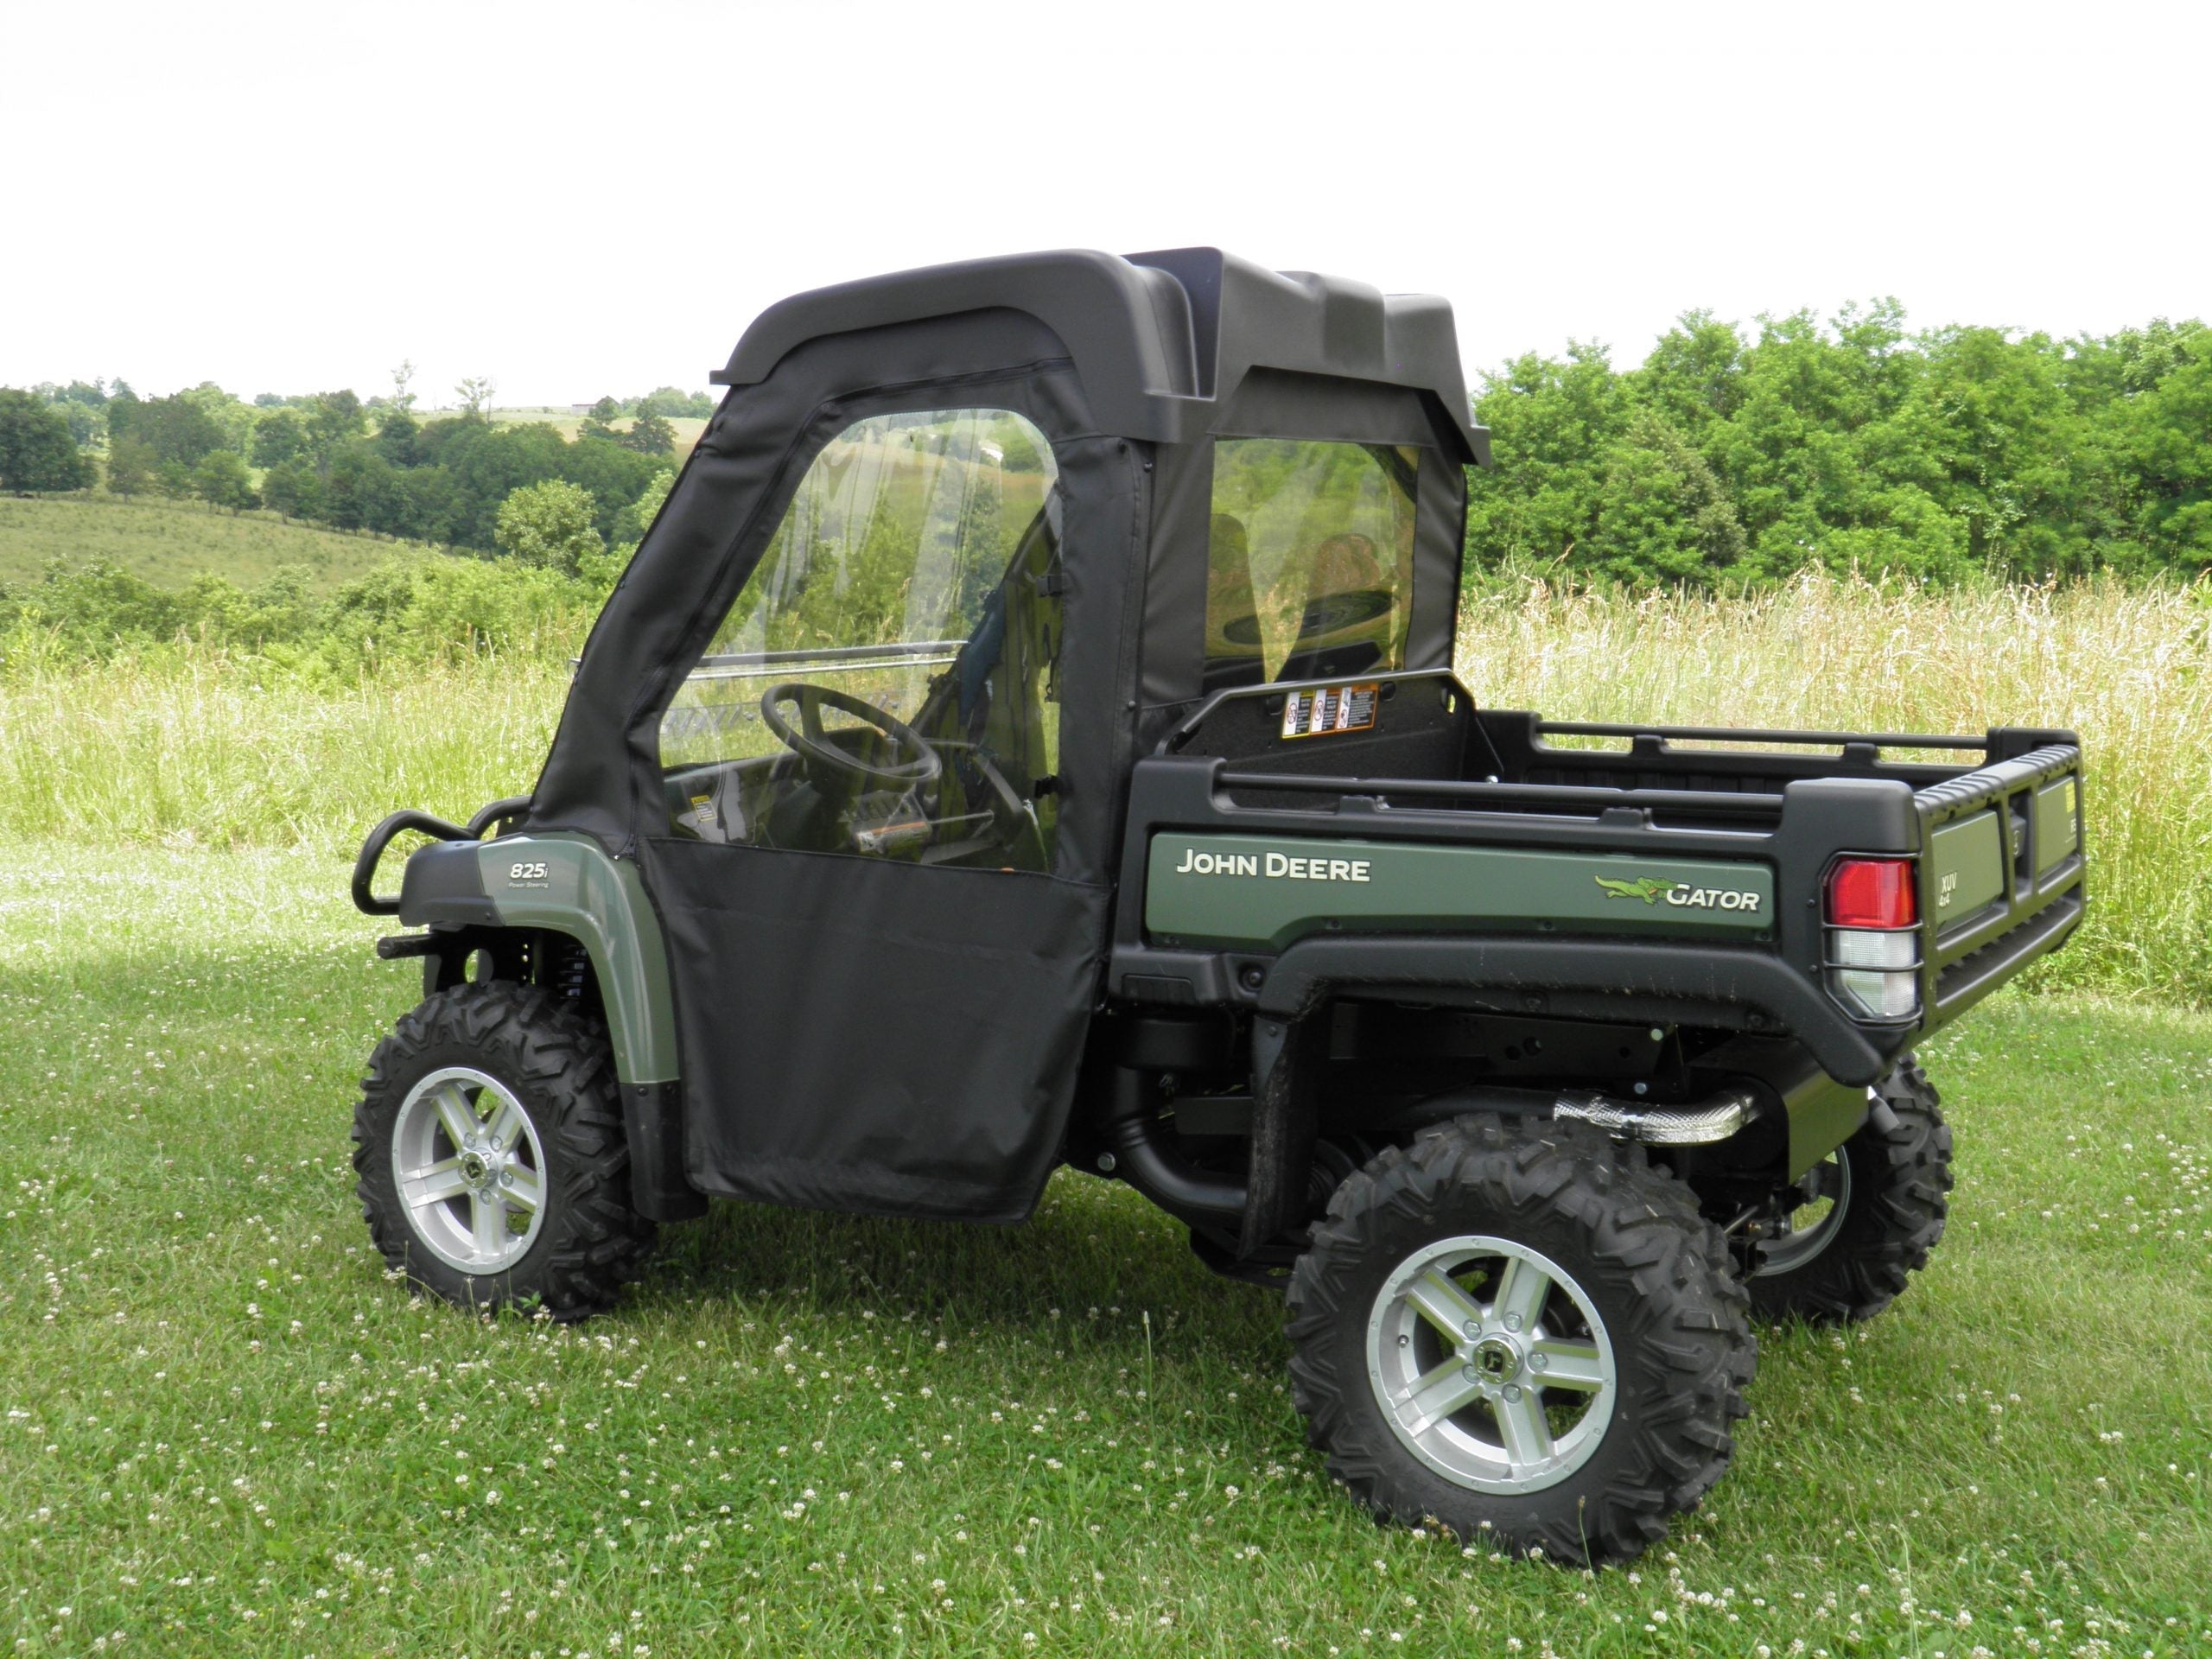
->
[350,796,531,917]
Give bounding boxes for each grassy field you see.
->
[3,568,2209,1651]
[0,496,440,594]
[0,844,2206,1656]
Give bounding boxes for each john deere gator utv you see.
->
[350,247,2087,1563]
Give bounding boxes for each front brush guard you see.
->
[350,796,532,917]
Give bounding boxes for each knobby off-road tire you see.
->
[1286,1116,1755,1566]
[1749,1058,1952,1325]
[353,982,655,1321]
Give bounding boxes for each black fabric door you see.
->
[656,842,1109,1220]
[539,320,1143,1223]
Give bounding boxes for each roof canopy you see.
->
[712,247,1489,465]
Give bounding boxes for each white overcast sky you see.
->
[4,0,2205,408]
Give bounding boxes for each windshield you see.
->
[1204,439,1420,689]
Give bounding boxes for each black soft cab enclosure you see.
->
[515,249,1485,1223]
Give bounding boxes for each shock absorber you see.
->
[551,935,591,1003]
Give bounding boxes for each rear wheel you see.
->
[353,982,655,1320]
[1750,1058,1951,1325]
[1286,1116,1754,1564]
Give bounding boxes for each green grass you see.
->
[1,843,2208,1656]
[0,495,442,594]
[0,654,573,852]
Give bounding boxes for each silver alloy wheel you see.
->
[1363,1234,1618,1495]
[1756,1153,1853,1277]
[391,1066,549,1274]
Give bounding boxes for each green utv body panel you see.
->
[476,833,680,1084]
[1929,810,2008,931]
[1144,834,1775,951]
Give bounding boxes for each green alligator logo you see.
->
[1595,874,1680,905]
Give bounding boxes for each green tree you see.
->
[251,408,307,467]
[0,389,97,491]
[609,468,676,547]
[455,376,496,420]
[261,461,325,521]
[1586,413,1747,584]
[105,437,156,497]
[2123,327,2212,563]
[636,386,712,420]
[580,397,621,442]
[1463,342,1631,570]
[177,381,257,453]
[106,391,226,470]
[33,379,110,447]
[373,407,422,467]
[303,391,365,474]
[622,411,676,455]
[493,479,601,575]
[191,448,259,512]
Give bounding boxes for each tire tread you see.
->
[352,982,655,1322]
[1287,1115,1754,1565]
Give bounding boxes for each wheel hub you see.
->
[391,1066,548,1274]
[1364,1234,1618,1496]
[1755,1145,1854,1278]
[1469,1334,1522,1382]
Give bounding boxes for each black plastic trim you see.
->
[395,839,500,928]
[622,1081,708,1222]
[1245,934,1895,1087]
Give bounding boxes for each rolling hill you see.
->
[0,494,445,593]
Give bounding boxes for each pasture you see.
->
[0,848,2206,1655]
[0,496,443,595]
[473,410,709,460]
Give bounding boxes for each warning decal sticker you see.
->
[1280,682,1381,740]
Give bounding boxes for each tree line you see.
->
[0,373,705,556]
[7,308,2210,588]
[1465,307,2210,585]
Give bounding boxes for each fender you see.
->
[398,832,680,1087]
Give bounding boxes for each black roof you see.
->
[711,247,1489,465]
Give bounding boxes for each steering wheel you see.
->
[760,682,942,788]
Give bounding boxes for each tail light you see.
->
[1825,857,1921,1020]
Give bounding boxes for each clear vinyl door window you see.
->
[659,409,1063,870]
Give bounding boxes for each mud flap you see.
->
[1239,1014,1320,1256]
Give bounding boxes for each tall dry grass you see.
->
[1459,572,2212,999]
[0,650,573,854]
[0,571,2202,999]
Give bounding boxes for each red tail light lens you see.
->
[1826,858,1917,929]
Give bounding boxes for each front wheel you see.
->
[1287,1116,1754,1565]
[353,982,655,1320]
[1749,1058,1952,1325]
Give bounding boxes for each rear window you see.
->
[1204,439,1420,689]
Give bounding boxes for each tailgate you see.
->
[1916,743,2086,1022]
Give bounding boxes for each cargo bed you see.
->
[1109,671,2085,1084]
